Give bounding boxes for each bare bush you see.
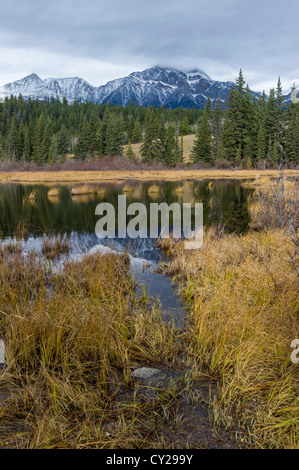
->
[250,167,299,278]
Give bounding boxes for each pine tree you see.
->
[256,91,267,128]
[6,117,19,161]
[75,120,89,159]
[222,70,246,161]
[286,103,299,163]
[48,145,54,165]
[56,125,69,157]
[274,77,286,159]
[256,125,266,161]
[23,125,31,161]
[87,113,98,155]
[105,114,124,156]
[157,121,167,163]
[242,86,258,164]
[140,108,160,163]
[34,113,46,164]
[126,140,135,159]
[235,143,242,165]
[165,122,182,167]
[131,119,143,143]
[191,106,212,163]
[179,116,191,136]
[17,120,24,160]
[265,89,276,143]
[211,95,223,160]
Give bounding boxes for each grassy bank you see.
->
[0,168,297,184]
[160,228,299,448]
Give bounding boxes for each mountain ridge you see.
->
[1,66,258,109]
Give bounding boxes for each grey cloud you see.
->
[0,0,298,91]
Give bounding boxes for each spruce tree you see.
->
[191,106,212,164]
[140,108,160,163]
[211,95,223,160]
[23,125,31,161]
[131,119,143,143]
[256,125,266,162]
[165,122,182,167]
[126,140,135,159]
[222,70,246,161]
[34,113,46,165]
[286,103,299,163]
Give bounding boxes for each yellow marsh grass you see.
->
[0,251,178,448]
[1,169,297,184]
[42,236,70,260]
[47,187,60,198]
[28,190,37,200]
[148,185,160,194]
[122,184,134,193]
[71,185,95,196]
[97,187,106,197]
[71,194,94,204]
[175,186,184,194]
[23,190,38,207]
[163,228,299,448]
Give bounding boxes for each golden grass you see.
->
[0,169,297,184]
[0,250,183,448]
[71,194,94,204]
[122,184,134,193]
[22,190,38,207]
[47,187,60,198]
[28,190,37,200]
[175,186,184,194]
[161,228,299,448]
[148,185,160,194]
[71,185,95,196]
[42,236,70,260]
[97,187,106,197]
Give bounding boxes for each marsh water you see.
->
[0,179,252,326]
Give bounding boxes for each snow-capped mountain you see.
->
[0,66,253,108]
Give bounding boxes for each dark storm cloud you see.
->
[0,0,298,91]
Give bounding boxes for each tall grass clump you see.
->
[163,227,299,448]
[42,235,70,260]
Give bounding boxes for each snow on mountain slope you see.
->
[2,66,257,109]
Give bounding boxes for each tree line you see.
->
[0,70,298,167]
[192,70,299,167]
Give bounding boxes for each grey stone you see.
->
[131,367,162,380]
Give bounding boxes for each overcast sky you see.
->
[0,0,298,93]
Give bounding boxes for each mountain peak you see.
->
[186,69,211,80]
[27,73,41,79]
[19,73,43,84]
